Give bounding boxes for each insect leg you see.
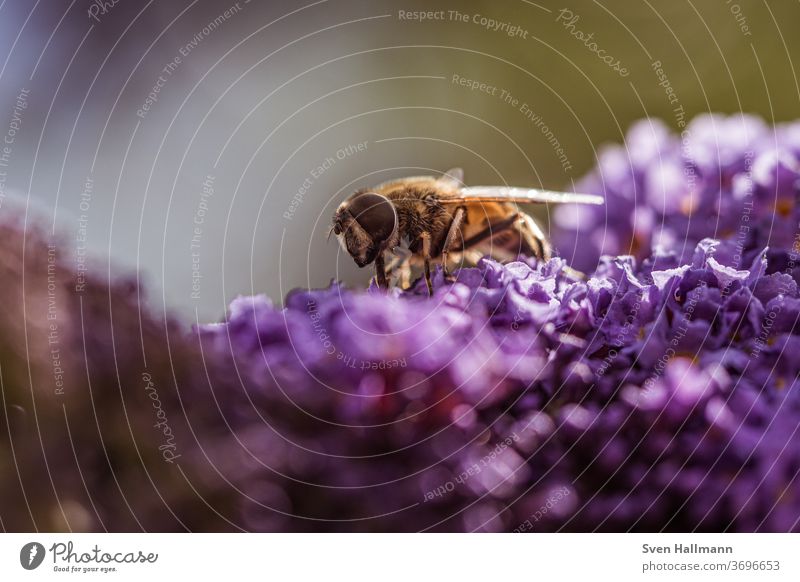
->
[458,213,520,250]
[374,253,389,289]
[421,232,433,296]
[396,258,412,289]
[441,207,465,281]
[384,245,411,271]
[516,213,551,260]
[459,212,551,261]
[383,246,412,288]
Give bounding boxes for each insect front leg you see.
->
[420,232,433,296]
[396,259,412,289]
[385,246,412,289]
[374,253,389,289]
[441,207,465,282]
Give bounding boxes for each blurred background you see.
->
[0,0,797,322]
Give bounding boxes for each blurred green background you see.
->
[0,0,797,320]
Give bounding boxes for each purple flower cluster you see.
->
[202,113,800,531]
[202,241,800,531]
[554,114,800,273]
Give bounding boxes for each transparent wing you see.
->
[442,186,604,206]
[440,167,464,186]
[372,168,465,192]
[371,175,438,191]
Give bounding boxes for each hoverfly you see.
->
[330,168,603,295]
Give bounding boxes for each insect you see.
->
[330,168,604,295]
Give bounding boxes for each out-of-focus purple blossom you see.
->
[554,115,800,273]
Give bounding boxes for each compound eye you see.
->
[347,192,397,246]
